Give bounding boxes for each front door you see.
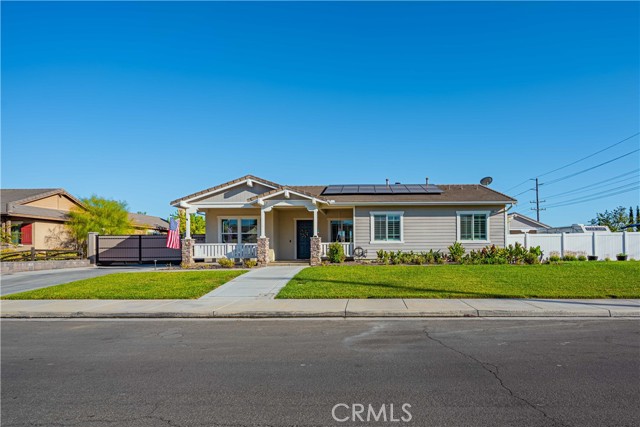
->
[296,220,313,259]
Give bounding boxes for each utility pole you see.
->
[530,177,545,222]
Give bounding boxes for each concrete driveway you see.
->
[0,265,158,296]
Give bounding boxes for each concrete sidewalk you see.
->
[199,266,306,299]
[2,298,639,318]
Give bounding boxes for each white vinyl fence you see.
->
[507,232,640,260]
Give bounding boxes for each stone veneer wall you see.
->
[1,259,90,274]
[257,237,269,266]
[310,236,322,266]
[181,239,194,267]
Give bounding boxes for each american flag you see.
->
[166,218,181,249]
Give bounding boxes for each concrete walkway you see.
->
[2,298,638,318]
[199,266,306,299]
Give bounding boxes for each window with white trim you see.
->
[372,213,402,242]
[458,212,488,241]
[330,220,353,242]
[221,219,238,243]
[221,218,258,243]
[241,219,258,243]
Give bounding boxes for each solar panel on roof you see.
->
[390,185,410,194]
[322,186,343,195]
[407,185,426,193]
[373,185,392,193]
[322,184,443,195]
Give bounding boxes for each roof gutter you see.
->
[329,201,515,206]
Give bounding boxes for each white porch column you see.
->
[260,208,266,238]
[179,202,195,240]
[313,209,319,236]
[185,212,191,239]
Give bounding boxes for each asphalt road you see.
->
[2,318,639,427]
[0,265,159,296]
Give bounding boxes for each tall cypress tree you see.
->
[636,206,640,232]
[629,206,634,228]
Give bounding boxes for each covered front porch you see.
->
[190,205,354,263]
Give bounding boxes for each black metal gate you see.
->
[96,235,181,265]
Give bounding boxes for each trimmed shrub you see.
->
[218,258,236,268]
[448,242,465,263]
[327,242,346,263]
[524,252,539,265]
[244,259,258,268]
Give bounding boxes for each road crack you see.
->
[423,329,571,427]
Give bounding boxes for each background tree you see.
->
[170,210,206,235]
[629,206,634,229]
[589,206,630,232]
[66,195,133,249]
[636,206,640,232]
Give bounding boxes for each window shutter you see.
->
[21,224,33,245]
[374,215,386,241]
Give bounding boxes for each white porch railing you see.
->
[193,243,257,259]
[320,242,354,257]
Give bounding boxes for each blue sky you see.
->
[2,1,638,225]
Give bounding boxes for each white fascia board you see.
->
[261,199,316,209]
[188,203,256,209]
[255,189,328,204]
[329,201,511,206]
[181,179,279,204]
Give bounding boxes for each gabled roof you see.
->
[292,184,516,204]
[247,186,330,203]
[128,213,170,231]
[172,176,517,207]
[508,213,551,229]
[170,175,281,205]
[1,188,84,216]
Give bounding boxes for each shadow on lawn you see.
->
[288,277,519,298]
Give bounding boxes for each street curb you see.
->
[2,311,638,319]
[3,298,638,319]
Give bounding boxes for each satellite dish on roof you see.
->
[480,176,493,186]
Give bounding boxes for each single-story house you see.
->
[507,213,551,234]
[129,213,170,235]
[1,188,169,248]
[170,175,517,265]
[1,188,83,248]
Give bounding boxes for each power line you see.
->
[503,179,531,193]
[513,187,534,197]
[541,149,640,186]
[545,183,640,208]
[544,186,640,209]
[537,132,639,178]
[545,173,639,200]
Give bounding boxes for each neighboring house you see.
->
[1,188,168,248]
[128,213,170,235]
[507,213,551,234]
[1,188,83,248]
[540,224,612,234]
[170,175,516,263]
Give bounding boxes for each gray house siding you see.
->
[354,205,506,258]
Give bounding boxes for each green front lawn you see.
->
[2,270,246,300]
[276,263,640,299]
